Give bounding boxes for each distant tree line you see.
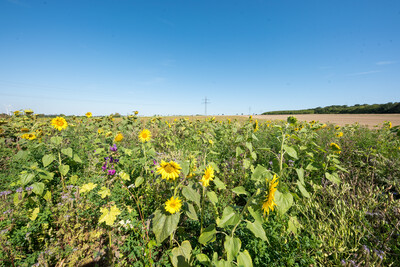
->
[262,102,400,115]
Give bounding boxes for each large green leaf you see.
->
[283,145,298,159]
[181,160,190,177]
[247,206,263,225]
[20,172,35,186]
[196,254,210,265]
[184,203,198,221]
[217,207,240,228]
[61,147,73,158]
[237,250,253,267]
[32,182,45,196]
[135,176,144,187]
[246,220,268,241]
[213,177,226,190]
[42,154,55,168]
[207,191,218,205]
[182,186,201,207]
[73,154,82,163]
[325,172,341,185]
[171,240,192,267]
[236,146,244,158]
[288,216,301,235]
[59,164,70,176]
[50,136,62,145]
[274,191,293,216]
[296,168,304,184]
[243,159,251,170]
[224,236,241,262]
[198,224,216,245]
[296,181,310,198]
[152,210,180,244]
[245,142,253,152]
[232,186,249,196]
[251,165,271,183]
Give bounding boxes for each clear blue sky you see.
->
[1,0,399,116]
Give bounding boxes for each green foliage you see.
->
[0,113,399,266]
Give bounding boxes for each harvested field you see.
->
[251,114,400,127]
[157,114,399,128]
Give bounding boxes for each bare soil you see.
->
[251,114,400,127]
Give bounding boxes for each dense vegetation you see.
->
[262,102,400,115]
[0,111,399,266]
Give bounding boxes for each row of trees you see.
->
[262,102,400,115]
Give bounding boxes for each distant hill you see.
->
[262,102,400,115]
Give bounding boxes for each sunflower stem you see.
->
[58,151,66,191]
[278,124,288,178]
[231,192,256,237]
[200,186,206,253]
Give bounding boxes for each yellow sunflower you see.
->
[51,117,68,131]
[138,129,151,143]
[200,165,214,187]
[165,196,182,214]
[262,174,279,216]
[114,133,124,142]
[86,112,92,118]
[13,111,20,116]
[336,132,343,138]
[330,142,341,154]
[157,160,181,181]
[27,133,36,140]
[253,120,259,132]
[24,109,34,115]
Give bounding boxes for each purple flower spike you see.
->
[153,160,157,165]
[110,144,117,151]
[16,187,23,193]
[102,163,107,172]
[108,169,116,176]
[25,186,33,191]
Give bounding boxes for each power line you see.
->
[202,97,210,116]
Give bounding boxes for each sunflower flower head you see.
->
[262,174,279,216]
[86,112,92,118]
[24,109,34,115]
[139,129,151,143]
[253,120,259,132]
[157,160,181,181]
[200,165,215,187]
[336,132,343,138]
[13,111,20,116]
[165,196,182,214]
[114,133,124,142]
[51,117,68,131]
[330,142,341,154]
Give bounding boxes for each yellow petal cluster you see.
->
[262,175,279,216]
[157,160,181,181]
[200,165,214,187]
[114,133,124,142]
[51,117,68,131]
[330,142,341,154]
[165,196,182,214]
[139,129,151,142]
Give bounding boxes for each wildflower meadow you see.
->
[0,111,399,266]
